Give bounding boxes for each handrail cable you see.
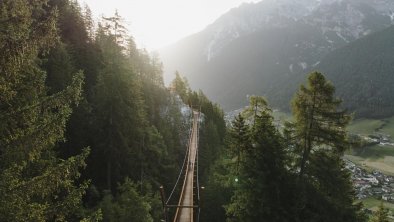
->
[173,111,195,221]
[166,110,194,204]
[196,109,201,222]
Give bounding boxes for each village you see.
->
[345,159,394,201]
[225,110,394,203]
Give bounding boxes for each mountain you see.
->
[159,0,394,112]
[316,25,394,118]
[271,25,394,118]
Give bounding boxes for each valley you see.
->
[160,0,394,118]
[229,108,394,219]
[347,117,394,175]
[274,111,394,218]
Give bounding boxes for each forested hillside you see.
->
[273,25,394,118]
[0,0,390,221]
[0,0,225,221]
[316,25,394,118]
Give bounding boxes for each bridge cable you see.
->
[196,111,201,222]
[166,111,194,204]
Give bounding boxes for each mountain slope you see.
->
[271,25,394,118]
[160,0,394,111]
[316,25,394,118]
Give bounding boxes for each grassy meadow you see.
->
[357,197,394,221]
[346,116,394,174]
[347,116,394,216]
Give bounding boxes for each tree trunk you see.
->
[299,92,316,177]
[107,160,111,190]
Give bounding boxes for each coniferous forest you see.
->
[0,0,389,222]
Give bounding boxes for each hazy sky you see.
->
[78,0,260,50]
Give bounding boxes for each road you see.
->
[174,111,199,222]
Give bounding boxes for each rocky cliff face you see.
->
[203,0,394,61]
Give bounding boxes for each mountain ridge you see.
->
[160,0,394,114]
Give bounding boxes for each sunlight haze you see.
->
[4,1,394,220]
[78,0,260,50]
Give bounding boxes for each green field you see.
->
[380,116,394,138]
[359,197,394,221]
[360,197,394,211]
[347,116,394,138]
[347,117,394,217]
[346,116,394,175]
[351,144,394,159]
[348,119,385,135]
[345,153,394,176]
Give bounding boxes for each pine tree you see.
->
[89,15,147,191]
[0,0,89,220]
[170,71,190,103]
[242,95,269,125]
[46,0,103,162]
[226,96,295,221]
[290,72,366,222]
[305,150,366,222]
[291,71,351,177]
[102,10,128,50]
[82,3,95,40]
[44,42,76,93]
[99,179,154,222]
[227,114,250,175]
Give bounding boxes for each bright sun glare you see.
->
[78,0,260,50]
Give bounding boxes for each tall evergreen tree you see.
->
[0,0,89,220]
[226,96,295,221]
[290,72,365,222]
[46,0,102,162]
[90,19,145,191]
[291,71,351,177]
[99,179,154,222]
[303,150,365,222]
[227,114,250,175]
[170,71,190,103]
[44,42,76,93]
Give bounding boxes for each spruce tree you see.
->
[90,15,147,191]
[226,96,295,221]
[99,179,154,222]
[227,114,251,174]
[170,71,190,103]
[305,150,365,222]
[0,0,89,220]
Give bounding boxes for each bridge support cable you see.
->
[160,108,202,222]
[173,110,199,222]
[165,119,193,206]
[195,106,201,222]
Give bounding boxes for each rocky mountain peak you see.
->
[204,0,394,61]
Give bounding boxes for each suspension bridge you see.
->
[160,109,202,222]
